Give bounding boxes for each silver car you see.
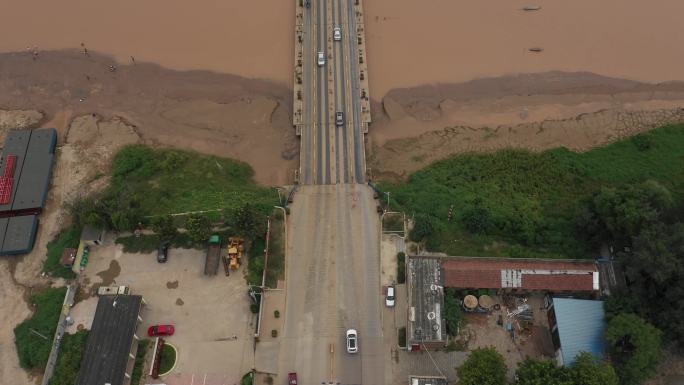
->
[333,27,342,41]
[317,51,325,66]
[335,111,344,126]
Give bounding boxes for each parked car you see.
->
[148,324,175,337]
[386,285,395,307]
[317,51,325,66]
[288,372,298,385]
[346,329,358,353]
[333,27,342,41]
[157,242,169,263]
[335,111,344,126]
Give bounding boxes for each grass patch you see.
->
[116,232,205,253]
[247,238,265,286]
[159,343,176,374]
[381,124,684,258]
[382,213,404,233]
[131,339,150,385]
[14,287,67,369]
[265,212,285,288]
[43,226,81,279]
[72,145,277,232]
[50,330,89,385]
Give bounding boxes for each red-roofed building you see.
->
[442,257,599,293]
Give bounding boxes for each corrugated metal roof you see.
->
[12,128,56,210]
[0,215,38,255]
[552,298,606,366]
[0,130,31,212]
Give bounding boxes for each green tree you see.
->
[152,215,178,242]
[185,214,211,243]
[605,314,662,385]
[443,288,462,336]
[410,213,436,242]
[516,358,571,385]
[569,352,618,385]
[50,330,89,385]
[228,204,267,240]
[457,346,507,385]
[461,201,494,234]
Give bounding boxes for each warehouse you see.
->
[76,295,145,385]
[0,128,56,255]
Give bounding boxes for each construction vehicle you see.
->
[204,235,221,275]
[222,237,244,276]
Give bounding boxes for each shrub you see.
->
[49,330,89,385]
[274,310,280,318]
[43,226,81,279]
[397,252,406,284]
[271,329,278,338]
[250,303,259,314]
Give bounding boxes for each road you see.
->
[279,1,382,384]
[298,0,366,185]
[276,184,383,385]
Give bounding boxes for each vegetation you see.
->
[115,232,198,253]
[515,353,618,385]
[14,287,67,369]
[70,145,276,232]
[265,210,285,288]
[398,327,406,347]
[131,339,150,385]
[443,288,462,336]
[247,238,266,286]
[159,344,176,374]
[185,214,212,243]
[397,252,406,284]
[456,346,507,385]
[605,314,662,385]
[151,215,178,242]
[43,226,81,279]
[50,330,89,385]
[382,124,684,258]
[241,372,254,385]
[227,203,268,240]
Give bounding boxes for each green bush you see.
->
[250,303,259,314]
[241,372,254,385]
[274,310,280,318]
[606,314,662,385]
[14,287,67,369]
[457,346,507,385]
[271,329,278,338]
[397,252,406,284]
[443,288,462,336]
[131,339,150,385]
[43,226,81,279]
[50,330,89,385]
[159,344,176,374]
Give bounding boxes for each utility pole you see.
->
[384,191,390,208]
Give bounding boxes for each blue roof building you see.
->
[548,298,606,366]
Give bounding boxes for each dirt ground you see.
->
[0,50,298,186]
[367,72,684,180]
[72,243,256,385]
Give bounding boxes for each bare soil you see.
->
[368,72,684,181]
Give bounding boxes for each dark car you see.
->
[157,242,169,263]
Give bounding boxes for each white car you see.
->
[317,51,325,66]
[333,27,342,41]
[346,329,358,353]
[385,286,395,307]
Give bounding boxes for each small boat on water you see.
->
[522,5,542,11]
[528,47,544,52]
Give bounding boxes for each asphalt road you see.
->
[276,184,383,385]
[300,0,366,185]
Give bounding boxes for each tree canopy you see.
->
[605,314,662,385]
[457,346,507,385]
[515,353,618,385]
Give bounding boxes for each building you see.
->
[409,376,448,385]
[0,128,56,255]
[547,298,606,366]
[81,225,104,246]
[441,257,599,293]
[407,257,446,350]
[76,295,145,385]
[60,248,77,267]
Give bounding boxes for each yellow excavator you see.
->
[222,237,244,276]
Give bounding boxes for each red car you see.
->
[147,324,175,337]
[288,373,298,385]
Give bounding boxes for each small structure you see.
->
[442,256,599,293]
[60,248,77,267]
[76,295,145,385]
[81,225,104,246]
[409,375,448,385]
[407,256,446,350]
[547,297,606,366]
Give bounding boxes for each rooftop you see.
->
[407,257,446,345]
[441,257,599,292]
[553,298,606,366]
[76,295,143,385]
[0,215,38,255]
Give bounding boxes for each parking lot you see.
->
[71,243,256,385]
